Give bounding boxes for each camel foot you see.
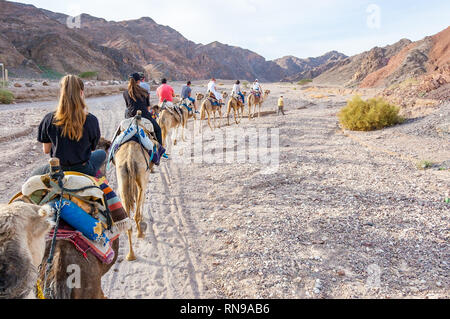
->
[173,140,177,146]
[137,232,145,239]
[126,252,137,261]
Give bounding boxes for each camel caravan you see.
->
[0,73,270,299]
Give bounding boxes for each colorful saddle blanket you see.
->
[47,220,117,264]
[16,173,131,263]
[180,99,194,115]
[108,115,159,170]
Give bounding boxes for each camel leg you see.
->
[234,108,239,125]
[173,126,178,145]
[207,110,213,131]
[182,115,187,142]
[258,103,261,118]
[126,229,136,261]
[135,178,146,239]
[227,104,232,126]
[218,108,222,129]
[161,125,168,149]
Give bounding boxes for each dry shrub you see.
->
[310,94,327,99]
[339,96,403,131]
[0,89,14,104]
[143,64,163,81]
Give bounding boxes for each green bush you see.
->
[417,160,434,170]
[0,89,14,104]
[297,79,313,85]
[79,71,98,79]
[339,96,403,131]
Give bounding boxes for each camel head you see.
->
[196,93,205,101]
[98,138,112,153]
[151,104,161,116]
[264,90,271,97]
[173,96,181,104]
[242,91,247,96]
[0,202,55,299]
[222,91,228,99]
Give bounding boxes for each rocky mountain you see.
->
[315,26,450,91]
[360,26,450,88]
[0,1,288,81]
[274,51,348,81]
[314,39,413,87]
[2,1,447,87]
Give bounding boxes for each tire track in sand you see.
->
[102,158,204,299]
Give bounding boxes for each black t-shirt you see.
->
[123,90,153,122]
[37,112,101,167]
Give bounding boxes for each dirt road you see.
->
[0,83,448,298]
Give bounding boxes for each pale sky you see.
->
[16,0,450,60]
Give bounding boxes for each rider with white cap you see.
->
[252,79,263,97]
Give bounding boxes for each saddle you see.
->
[11,172,131,264]
[180,98,194,115]
[207,92,221,106]
[161,101,184,123]
[232,93,244,104]
[108,113,159,170]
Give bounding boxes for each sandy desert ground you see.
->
[0,81,448,299]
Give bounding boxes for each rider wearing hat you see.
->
[123,73,162,146]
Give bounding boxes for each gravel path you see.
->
[0,83,448,299]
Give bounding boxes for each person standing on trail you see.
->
[181,81,199,113]
[156,78,175,104]
[123,73,162,146]
[278,95,286,116]
[207,78,223,105]
[32,75,106,177]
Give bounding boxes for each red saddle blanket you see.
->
[47,220,118,264]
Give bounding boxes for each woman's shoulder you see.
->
[40,112,55,124]
[86,112,98,120]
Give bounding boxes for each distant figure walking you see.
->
[278,95,286,116]
[156,78,175,104]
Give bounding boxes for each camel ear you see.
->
[29,204,55,237]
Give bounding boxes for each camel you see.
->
[227,91,247,125]
[248,89,271,119]
[115,140,154,262]
[7,155,120,299]
[158,99,197,149]
[200,92,228,131]
[0,202,54,299]
[38,232,119,299]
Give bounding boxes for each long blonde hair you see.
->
[54,75,87,141]
[128,78,148,102]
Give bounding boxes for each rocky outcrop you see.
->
[314,39,412,87]
[0,1,285,81]
[274,51,347,81]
